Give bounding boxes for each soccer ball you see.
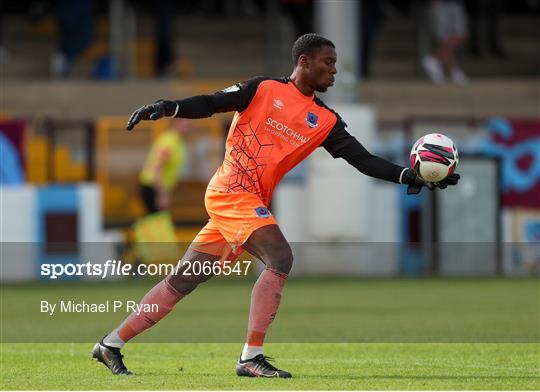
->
[410,133,459,183]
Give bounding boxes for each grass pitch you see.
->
[1,278,539,389]
[3,278,538,343]
[1,342,539,390]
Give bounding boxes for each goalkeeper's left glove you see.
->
[434,173,461,189]
[400,168,433,194]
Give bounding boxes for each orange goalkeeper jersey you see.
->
[208,78,341,204]
[174,76,404,206]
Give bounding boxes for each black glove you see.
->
[401,168,435,195]
[126,100,178,131]
[434,173,460,189]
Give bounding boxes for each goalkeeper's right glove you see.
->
[126,100,179,131]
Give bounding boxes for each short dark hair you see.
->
[292,33,335,65]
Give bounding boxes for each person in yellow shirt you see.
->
[139,118,188,213]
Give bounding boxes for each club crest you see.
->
[255,207,270,218]
[306,112,318,128]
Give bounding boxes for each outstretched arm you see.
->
[126,77,267,130]
[321,119,453,194]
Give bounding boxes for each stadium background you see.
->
[0,0,539,389]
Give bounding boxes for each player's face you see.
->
[307,45,337,93]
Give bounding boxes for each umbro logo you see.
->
[273,99,284,110]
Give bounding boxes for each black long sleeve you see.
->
[321,117,405,183]
[173,76,270,118]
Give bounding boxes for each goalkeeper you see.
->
[93,33,460,378]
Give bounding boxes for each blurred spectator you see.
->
[155,0,175,75]
[282,0,313,39]
[465,0,506,58]
[359,0,415,79]
[139,119,188,214]
[51,0,96,77]
[0,0,6,66]
[199,0,262,18]
[422,0,469,84]
[359,0,384,78]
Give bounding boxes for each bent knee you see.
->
[266,246,293,274]
[166,269,214,295]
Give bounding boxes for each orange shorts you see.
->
[190,189,277,259]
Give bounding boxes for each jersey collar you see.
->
[285,77,315,100]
